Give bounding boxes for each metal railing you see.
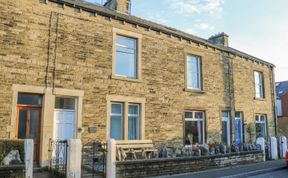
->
[49,139,68,178]
[82,141,107,178]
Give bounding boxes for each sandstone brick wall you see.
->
[0,0,276,146]
[116,151,264,178]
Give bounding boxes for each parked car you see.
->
[286,150,288,167]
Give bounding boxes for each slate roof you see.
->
[276,81,288,99]
[49,0,275,67]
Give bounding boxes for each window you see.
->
[128,104,140,140]
[254,71,264,98]
[115,35,137,78]
[109,99,143,140]
[110,103,124,140]
[221,111,231,145]
[186,55,202,90]
[255,115,267,139]
[17,93,42,106]
[184,111,205,145]
[55,97,76,110]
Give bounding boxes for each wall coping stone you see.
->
[116,150,263,165]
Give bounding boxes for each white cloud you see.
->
[167,0,224,14]
[185,23,214,35]
[194,23,215,30]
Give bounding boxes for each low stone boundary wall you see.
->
[0,139,26,177]
[116,151,263,178]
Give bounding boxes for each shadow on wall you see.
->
[278,117,288,138]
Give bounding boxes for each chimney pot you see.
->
[104,0,131,15]
[208,32,229,47]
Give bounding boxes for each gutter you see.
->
[47,0,275,68]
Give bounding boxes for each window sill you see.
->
[184,88,206,94]
[254,97,266,101]
[110,75,142,83]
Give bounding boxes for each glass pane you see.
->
[29,110,39,139]
[116,51,136,78]
[260,115,265,122]
[55,97,75,110]
[116,36,136,49]
[128,116,138,140]
[185,120,203,145]
[255,116,260,122]
[18,110,27,139]
[117,46,135,54]
[222,111,229,118]
[18,94,42,106]
[256,123,266,139]
[185,112,193,119]
[235,112,241,118]
[187,56,200,89]
[129,105,138,115]
[111,103,122,114]
[110,116,123,140]
[195,112,204,119]
[221,121,228,144]
[254,72,260,84]
[116,35,137,78]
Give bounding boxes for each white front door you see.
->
[53,110,76,140]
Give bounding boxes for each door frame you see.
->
[10,84,84,167]
[15,105,42,162]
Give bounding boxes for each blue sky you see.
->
[86,0,288,82]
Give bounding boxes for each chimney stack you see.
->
[104,0,131,15]
[208,32,229,47]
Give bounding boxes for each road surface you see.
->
[163,160,286,178]
[247,169,288,178]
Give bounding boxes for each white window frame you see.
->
[184,111,205,145]
[255,114,267,139]
[221,111,231,146]
[112,28,142,81]
[128,104,140,140]
[115,35,138,78]
[254,71,264,98]
[110,102,124,140]
[186,55,202,90]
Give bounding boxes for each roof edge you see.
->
[47,0,275,67]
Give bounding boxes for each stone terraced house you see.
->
[0,0,277,167]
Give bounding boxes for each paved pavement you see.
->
[247,169,288,178]
[162,160,286,178]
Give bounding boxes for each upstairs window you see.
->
[186,55,202,90]
[116,35,137,78]
[254,71,264,98]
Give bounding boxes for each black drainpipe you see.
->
[270,66,277,137]
[45,12,53,89]
[52,14,60,94]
